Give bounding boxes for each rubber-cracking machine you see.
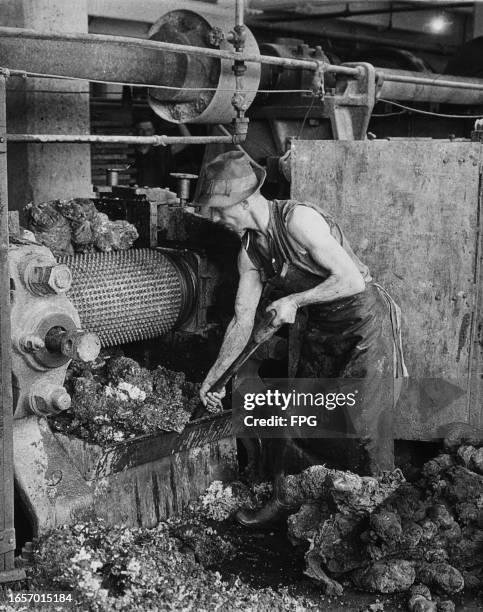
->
[2,2,483,577]
[9,212,231,539]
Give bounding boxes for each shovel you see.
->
[208,308,281,395]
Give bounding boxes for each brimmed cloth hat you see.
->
[195,150,266,210]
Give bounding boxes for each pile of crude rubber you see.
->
[26,198,138,256]
[27,518,317,612]
[50,355,211,444]
[281,441,483,605]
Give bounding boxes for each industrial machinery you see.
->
[10,243,101,420]
[10,187,239,538]
[1,3,483,569]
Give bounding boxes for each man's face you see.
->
[135,121,155,137]
[209,201,248,234]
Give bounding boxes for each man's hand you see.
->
[267,296,298,327]
[200,381,226,411]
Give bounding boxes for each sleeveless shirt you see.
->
[242,199,372,284]
[241,199,408,380]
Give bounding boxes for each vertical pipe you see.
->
[232,0,248,138]
[0,74,15,574]
[236,0,245,29]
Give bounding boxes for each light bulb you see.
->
[429,14,451,34]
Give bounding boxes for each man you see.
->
[198,150,407,526]
[132,119,172,188]
[132,118,193,188]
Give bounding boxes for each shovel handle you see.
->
[208,309,279,395]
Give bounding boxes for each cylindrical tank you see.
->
[148,10,261,124]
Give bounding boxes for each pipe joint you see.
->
[231,24,247,54]
[232,117,249,142]
[312,61,327,100]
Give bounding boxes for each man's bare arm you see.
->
[267,207,365,327]
[288,206,365,306]
[202,247,263,391]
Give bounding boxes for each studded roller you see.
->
[59,249,197,347]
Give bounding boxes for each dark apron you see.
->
[243,200,406,476]
[260,263,400,475]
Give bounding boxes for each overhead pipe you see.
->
[0,26,357,77]
[248,17,456,56]
[5,134,240,145]
[251,0,470,11]
[376,69,483,104]
[0,25,483,109]
[251,1,473,22]
[251,0,368,7]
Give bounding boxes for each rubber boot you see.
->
[235,472,299,529]
[234,496,296,529]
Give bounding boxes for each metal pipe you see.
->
[248,17,456,56]
[377,68,483,104]
[231,0,248,131]
[252,0,444,8]
[236,0,245,29]
[252,2,473,22]
[380,71,483,91]
[6,134,239,145]
[0,26,351,75]
[1,26,483,107]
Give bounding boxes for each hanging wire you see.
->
[297,94,317,139]
[7,88,315,94]
[377,98,483,119]
[371,110,407,117]
[11,67,482,119]
[5,69,314,95]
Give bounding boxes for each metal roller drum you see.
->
[59,249,197,347]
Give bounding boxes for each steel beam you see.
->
[0,74,16,578]
[87,0,233,22]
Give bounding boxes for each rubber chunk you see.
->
[352,559,416,593]
[417,562,464,595]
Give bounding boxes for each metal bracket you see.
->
[207,27,225,47]
[311,61,326,100]
[0,528,16,554]
[324,62,376,140]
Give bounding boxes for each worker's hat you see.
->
[195,150,266,210]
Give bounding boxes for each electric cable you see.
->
[5,69,314,94]
[377,98,483,119]
[297,94,317,139]
[371,110,407,117]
